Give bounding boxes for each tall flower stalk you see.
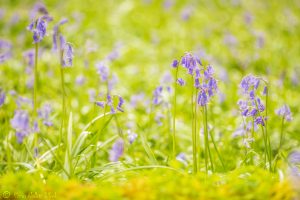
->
[274,104,292,169]
[53,19,73,140]
[171,60,179,159]
[172,53,221,174]
[238,75,272,171]
[27,16,49,115]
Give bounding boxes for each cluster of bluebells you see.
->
[38,104,53,127]
[237,75,267,127]
[276,104,292,122]
[172,52,218,106]
[0,39,12,63]
[27,15,51,43]
[52,18,74,67]
[10,110,38,143]
[0,90,5,107]
[109,138,124,162]
[95,94,124,114]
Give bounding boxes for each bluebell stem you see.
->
[238,75,271,171]
[109,138,124,162]
[276,104,293,159]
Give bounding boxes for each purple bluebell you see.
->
[0,40,12,63]
[109,138,124,162]
[0,91,5,107]
[52,18,68,51]
[254,116,265,126]
[38,104,53,127]
[75,74,86,86]
[176,152,188,165]
[96,62,109,82]
[153,86,163,105]
[27,17,48,43]
[62,43,73,67]
[29,2,48,19]
[198,90,208,106]
[256,98,265,112]
[276,104,292,121]
[11,110,31,143]
[177,78,185,86]
[194,78,200,88]
[117,96,124,112]
[172,59,178,68]
[155,113,164,126]
[204,65,214,79]
[262,86,267,96]
[181,53,197,75]
[127,130,138,144]
[95,101,105,108]
[289,151,300,164]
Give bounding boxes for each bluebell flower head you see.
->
[177,78,185,86]
[0,91,5,107]
[117,96,124,112]
[27,17,48,43]
[289,151,300,164]
[276,104,292,121]
[11,110,31,143]
[62,43,74,67]
[96,62,109,82]
[153,86,163,105]
[38,104,53,127]
[95,101,105,108]
[127,130,138,144]
[198,90,208,106]
[172,59,178,68]
[109,138,124,162]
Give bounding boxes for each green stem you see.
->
[254,99,271,171]
[204,105,214,173]
[191,76,197,174]
[209,130,225,170]
[279,117,285,150]
[172,67,179,159]
[33,42,39,115]
[265,85,272,171]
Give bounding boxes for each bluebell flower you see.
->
[276,104,292,121]
[177,78,185,86]
[127,130,138,144]
[109,138,124,162]
[153,86,163,105]
[0,40,12,63]
[96,62,109,82]
[27,17,48,43]
[172,59,178,68]
[0,90,5,107]
[38,104,53,127]
[62,43,74,67]
[197,90,208,106]
[117,96,124,112]
[289,151,300,164]
[11,110,31,143]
